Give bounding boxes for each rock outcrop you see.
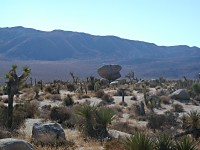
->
[171,89,190,100]
[0,138,34,150]
[32,122,66,145]
[98,65,122,81]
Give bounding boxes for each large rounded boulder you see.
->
[32,122,66,145]
[0,138,34,150]
[171,89,190,100]
[98,64,122,81]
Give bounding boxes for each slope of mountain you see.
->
[0,26,200,61]
[0,26,200,80]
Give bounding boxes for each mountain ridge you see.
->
[0,26,199,61]
[0,26,200,79]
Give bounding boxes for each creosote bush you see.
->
[95,89,105,98]
[50,106,71,123]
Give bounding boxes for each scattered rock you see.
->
[32,122,66,145]
[0,138,34,150]
[171,89,190,100]
[98,65,122,81]
[108,129,131,139]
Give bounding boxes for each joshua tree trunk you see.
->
[7,92,14,129]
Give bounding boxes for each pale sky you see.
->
[1,0,200,47]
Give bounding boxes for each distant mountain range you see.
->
[0,26,200,79]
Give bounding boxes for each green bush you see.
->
[63,94,74,106]
[95,90,105,98]
[172,104,184,112]
[101,93,114,103]
[192,83,200,95]
[67,83,76,92]
[50,106,71,123]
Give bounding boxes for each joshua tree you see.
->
[125,71,135,83]
[5,64,31,130]
[69,72,75,83]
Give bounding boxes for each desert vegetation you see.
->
[1,65,200,149]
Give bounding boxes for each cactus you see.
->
[5,64,31,130]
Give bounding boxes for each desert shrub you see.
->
[147,113,166,131]
[164,111,179,126]
[119,101,128,106]
[192,83,200,96]
[80,94,90,99]
[101,93,114,103]
[23,101,39,118]
[51,94,61,101]
[114,89,128,96]
[40,104,51,119]
[172,103,184,112]
[12,105,27,129]
[160,96,171,105]
[63,94,74,106]
[67,83,76,92]
[43,92,52,99]
[95,90,105,98]
[130,95,137,101]
[0,105,7,128]
[104,139,124,150]
[110,105,123,117]
[50,106,71,123]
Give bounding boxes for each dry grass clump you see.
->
[20,92,35,101]
[34,140,76,150]
[160,95,171,105]
[104,139,124,150]
[110,105,124,118]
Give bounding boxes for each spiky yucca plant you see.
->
[95,107,115,138]
[76,104,115,138]
[124,132,154,150]
[186,110,200,129]
[175,136,198,150]
[155,133,174,150]
[76,104,96,136]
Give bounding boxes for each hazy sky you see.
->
[1,0,199,47]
